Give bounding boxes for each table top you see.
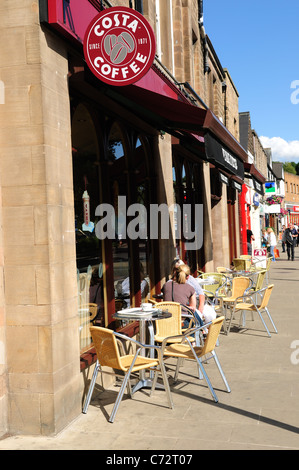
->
[232,270,258,277]
[113,308,172,321]
[196,278,219,285]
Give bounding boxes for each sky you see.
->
[203,0,299,163]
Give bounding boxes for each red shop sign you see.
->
[83,6,156,86]
[293,206,299,212]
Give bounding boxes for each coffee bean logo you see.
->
[104,32,135,64]
[118,32,135,53]
[103,34,117,55]
[110,43,128,64]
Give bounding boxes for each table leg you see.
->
[131,319,165,393]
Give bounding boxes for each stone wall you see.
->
[0,0,81,435]
[284,172,299,205]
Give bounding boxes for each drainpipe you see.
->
[199,0,210,73]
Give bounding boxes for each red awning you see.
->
[111,67,248,164]
[115,83,207,131]
[244,163,266,184]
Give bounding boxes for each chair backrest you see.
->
[199,273,226,295]
[200,316,224,356]
[259,284,274,309]
[216,267,228,274]
[240,255,251,260]
[231,276,251,298]
[232,258,246,271]
[254,270,266,291]
[155,302,182,337]
[90,326,124,371]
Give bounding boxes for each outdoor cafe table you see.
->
[113,307,172,393]
[196,278,219,285]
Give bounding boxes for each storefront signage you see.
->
[205,133,244,180]
[293,206,299,212]
[219,172,229,185]
[222,148,237,170]
[253,192,260,206]
[253,248,267,268]
[252,177,264,195]
[265,181,276,195]
[231,180,242,192]
[83,6,156,86]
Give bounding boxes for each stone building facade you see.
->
[284,171,299,225]
[0,0,247,436]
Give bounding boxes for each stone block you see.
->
[3,206,35,248]
[6,304,51,327]
[6,325,39,373]
[0,147,32,187]
[4,265,36,305]
[0,28,26,67]
[36,265,51,305]
[2,185,47,207]
[8,392,41,435]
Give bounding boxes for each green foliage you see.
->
[283,162,296,174]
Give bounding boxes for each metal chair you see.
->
[221,276,251,333]
[154,301,197,344]
[198,272,230,305]
[156,316,231,403]
[227,284,277,337]
[248,269,267,296]
[251,256,272,285]
[82,326,173,423]
[233,257,251,271]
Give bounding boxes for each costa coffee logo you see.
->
[83,7,156,86]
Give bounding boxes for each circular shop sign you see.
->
[84,6,156,86]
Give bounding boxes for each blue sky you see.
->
[203,0,299,162]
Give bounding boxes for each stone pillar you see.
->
[211,189,230,270]
[0,1,81,435]
[155,134,176,281]
[0,183,7,437]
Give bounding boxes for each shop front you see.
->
[0,0,252,436]
[41,0,249,352]
[239,163,266,254]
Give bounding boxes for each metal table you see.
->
[196,278,219,285]
[113,308,172,393]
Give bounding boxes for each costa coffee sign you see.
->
[83,7,156,86]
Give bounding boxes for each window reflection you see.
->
[72,103,104,350]
[108,124,130,311]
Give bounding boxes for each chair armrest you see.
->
[114,331,162,355]
[161,322,212,351]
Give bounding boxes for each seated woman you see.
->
[162,263,205,327]
[170,258,204,301]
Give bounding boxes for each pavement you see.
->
[1,251,299,451]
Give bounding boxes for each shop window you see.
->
[72,103,104,352]
[108,127,150,315]
[107,123,131,312]
[133,136,150,298]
